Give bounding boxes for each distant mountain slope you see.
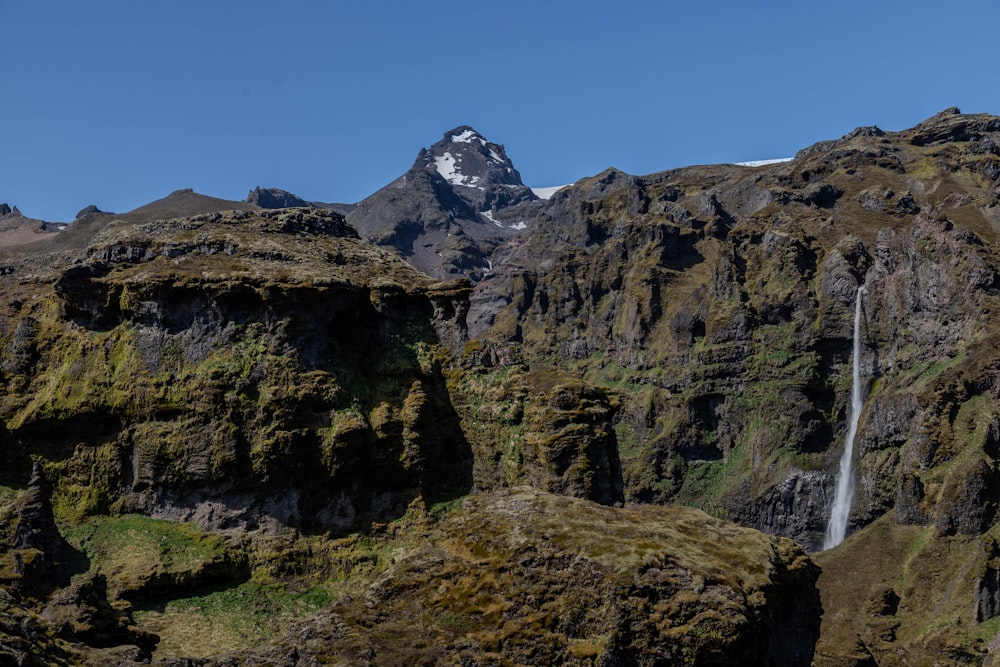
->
[0,203,66,249]
[119,188,253,223]
[0,189,256,259]
[347,126,537,281]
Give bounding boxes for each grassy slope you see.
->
[814,514,1000,665]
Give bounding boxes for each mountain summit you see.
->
[413,126,534,212]
[347,126,536,281]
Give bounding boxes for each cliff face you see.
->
[0,208,476,536]
[471,109,999,539]
[1,205,787,663]
[465,108,1000,663]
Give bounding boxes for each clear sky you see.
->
[3,0,999,221]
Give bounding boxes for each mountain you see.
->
[3,108,1000,664]
[463,107,1000,663]
[118,188,254,222]
[411,125,536,211]
[0,203,66,249]
[346,126,537,281]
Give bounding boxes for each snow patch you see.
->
[488,148,504,163]
[435,152,482,187]
[481,210,503,227]
[451,129,478,143]
[734,157,793,167]
[509,221,527,230]
[435,152,459,180]
[531,185,568,200]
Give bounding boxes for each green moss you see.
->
[157,582,328,634]
[673,446,748,517]
[429,496,466,521]
[134,581,334,657]
[63,514,230,581]
[435,610,478,634]
[0,484,22,514]
[615,420,640,459]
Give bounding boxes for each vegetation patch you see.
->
[135,582,333,658]
[62,514,239,599]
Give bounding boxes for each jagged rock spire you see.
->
[12,462,60,556]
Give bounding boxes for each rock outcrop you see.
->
[0,203,65,248]
[75,205,106,219]
[191,488,822,667]
[451,360,624,505]
[245,186,311,209]
[0,463,72,599]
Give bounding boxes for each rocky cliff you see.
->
[1,207,474,535]
[465,107,1000,663]
[5,108,1000,664]
[0,201,819,663]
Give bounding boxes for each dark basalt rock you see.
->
[723,470,832,552]
[908,107,1000,146]
[895,472,929,525]
[801,182,843,208]
[245,186,311,209]
[935,457,998,536]
[0,463,74,599]
[75,205,105,219]
[41,573,154,652]
[347,125,536,281]
[975,537,1000,622]
[11,464,60,553]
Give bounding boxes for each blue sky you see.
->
[3,0,999,221]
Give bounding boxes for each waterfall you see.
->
[823,285,866,550]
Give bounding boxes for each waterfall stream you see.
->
[823,285,866,550]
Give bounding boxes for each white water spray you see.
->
[823,285,866,550]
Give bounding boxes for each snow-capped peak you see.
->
[420,126,525,191]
